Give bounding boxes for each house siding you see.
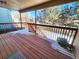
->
[0,7,15,29]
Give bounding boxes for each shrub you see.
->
[57,38,69,47]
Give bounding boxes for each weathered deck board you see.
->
[0,33,73,59]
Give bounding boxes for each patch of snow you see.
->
[10,28,33,35]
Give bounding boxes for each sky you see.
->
[26,11,35,18]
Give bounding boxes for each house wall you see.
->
[0,7,13,23]
[74,29,79,59]
[0,7,15,29]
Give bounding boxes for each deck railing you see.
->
[27,23,78,45]
[0,22,78,45]
[0,22,24,34]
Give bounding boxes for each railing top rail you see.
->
[27,23,78,31]
[0,22,26,24]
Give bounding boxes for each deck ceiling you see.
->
[0,0,79,12]
[1,0,49,10]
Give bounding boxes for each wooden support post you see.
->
[35,10,37,35]
[19,12,22,28]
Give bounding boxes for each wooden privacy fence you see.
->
[27,23,78,45]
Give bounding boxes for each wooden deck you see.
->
[0,33,73,59]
